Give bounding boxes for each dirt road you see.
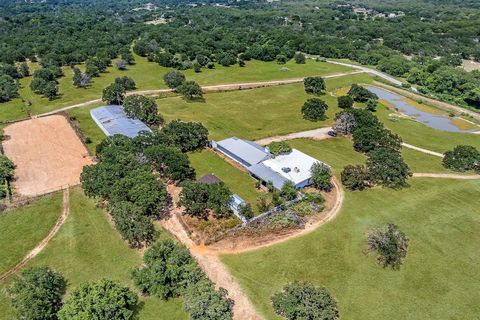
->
[256,127,333,145]
[401,143,444,158]
[0,188,70,283]
[412,173,480,179]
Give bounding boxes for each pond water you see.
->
[367,86,478,133]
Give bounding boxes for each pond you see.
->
[367,86,479,133]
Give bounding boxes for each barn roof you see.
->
[215,137,270,167]
[90,105,152,138]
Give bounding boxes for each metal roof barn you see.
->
[212,137,271,168]
[90,105,152,138]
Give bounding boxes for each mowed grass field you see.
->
[0,187,187,320]
[0,192,63,275]
[221,178,480,319]
[0,56,352,123]
[66,103,106,154]
[160,73,373,140]
[189,149,268,212]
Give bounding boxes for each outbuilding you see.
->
[90,105,152,138]
[212,137,271,168]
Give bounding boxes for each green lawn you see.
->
[0,187,187,320]
[0,56,352,123]
[221,178,480,319]
[0,192,63,275]
[189,149,267,211]
[401,148,450,173]
[160,73,373,141]
[66,103,106,154]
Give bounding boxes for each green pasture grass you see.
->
[66,103,106,155]
[221,178,480,319]
[0,56,353,123]
[0,192,63,275]
[0,187,187,320]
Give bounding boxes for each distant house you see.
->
[212,137,271,168]
[249,149,327,190]
[90,105,152,138]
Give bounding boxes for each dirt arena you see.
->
[2,115,94,197]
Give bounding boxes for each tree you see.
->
[156,52,174,67]
[0,74,19,102]
[366,148,412,189]
[116,59,127,70]
[115,76,136,91]
[442,145,480,172]
[123,95,162,125]
[7,266,66,320]
[341,165,371,191]
[72,67,91,88]
[303,76,325,95]
[239,203,254,220]
[183,279,233,320]
[161,120,209,152]
[280,180,297,201]
[294,53,306,64]
[271,282,339,320]
[58,279,138,320]
[310,162,333,191]
[276,54,288,64]
[43,81,59,100]
[179,181,232,219]
[238,59,245,67]
[333,110,356,135]
[0,155,15,183]
[256,195,271,212]
[196,55,209,67]
[337,95,353,109]
[366,98,378,112]
[301,98,328,121]
[353,126,402,154]
[177,80,203,100]
[163,70,186,89]
[102,82,126,105]
[132,239,202,299]
[110,201,156,248]
[193,62,202,73]
[85,61,100,77]
[366,224,409,270]
[268,141,292,156]
[18,62,29,77]
[120,48,135,65]
[112,167,168,218]
[348,84,378,102]
[144,144,195,182]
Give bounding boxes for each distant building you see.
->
[90,105,152,138]
[212,137,271,168]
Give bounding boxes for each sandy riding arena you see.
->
[2,115,94,197]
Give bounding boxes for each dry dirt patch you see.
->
[2,115,93,197]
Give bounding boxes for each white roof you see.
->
[261,149,320,185]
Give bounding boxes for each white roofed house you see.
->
[249,149,327,190]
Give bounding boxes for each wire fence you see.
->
[1,184,74,213]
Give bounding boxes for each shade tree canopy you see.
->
[301,98,328,121]
[271,282,339,320]
[163,70,186,89]
[102,82,126,105]
[348,84,378,102]
[366,224,409,270]
[58,279,138,320]
[123,94,162,125]
[303,76,325,95]
[442,145,480,173]
[7,266,66,320]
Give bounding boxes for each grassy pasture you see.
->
[0,56,352,123]
[160,73,373,141]
[0,187,187,320]
[0,192,63,275]
[221,178,480,319]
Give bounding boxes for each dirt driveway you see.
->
[2,115,93,197]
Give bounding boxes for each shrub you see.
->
[271,282,339,320]
[239,203,254,220]
[268,141,292,156]
[341,165,371,191]
[310,162,332,191]
[280,180,297,201]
